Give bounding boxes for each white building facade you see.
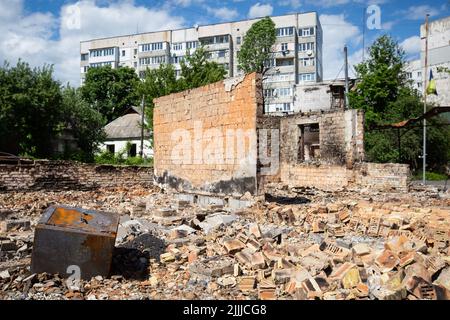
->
[80,12,323,114]
[420,16,450,106]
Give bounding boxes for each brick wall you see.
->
[153,73,262,196]
[354,162,410,192]
[279,162,410,192]
[0,160,153,192]
[279,109,365,166]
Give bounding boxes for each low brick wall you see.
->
[354,163,410,192]
[0,160,153,192]
[279,162,410,192]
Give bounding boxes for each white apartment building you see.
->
[80,12,323,113]
[405,59,423,92]
[420,16,450,106]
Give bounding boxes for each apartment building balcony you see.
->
[266,64,295,75]
[273,50,295,59]
[138,48,170,58]
[298,65,316,74]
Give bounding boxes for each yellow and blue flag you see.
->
[426,70,437,95]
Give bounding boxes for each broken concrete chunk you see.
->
[1,219,31,232]
[198,214,237,234]
[352,243,372,256]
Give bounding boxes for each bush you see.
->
[412,171,448,181]
[94,151,153,166]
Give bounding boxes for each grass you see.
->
[412,171,448,181]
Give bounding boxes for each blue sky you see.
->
[1,0,449,85]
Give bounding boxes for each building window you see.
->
[299,73,316,82]
[134,61,137,68]
[301,27,315,37]
[81,53,88,61]
[128,144,137,157]
[299,42,315,52]
[218,50,226,58]
[276,58,294,66]
[283,103,291,111]
[134,49,138,55]
[139,71,146,79]
[186,41,198,49]
[298,123,320,162]
[200,35,229,45]
[265,73,292,83]
[417,71,422,77]
[106,144,115,154]
[172,42,183,51]
[264,88,276,98]
[236,36,241,45]
[140,42,164,52]
[277,87,292,97]
[139,56,166,65]
[281,43,288,52]
[276,27,294,37]
[90,61,114,68]
[299,57,315,67]
[83,66,89,73]
[406,72,412,79]
[172,55,185,64]
[121,50,126,57]
[90,48,115,57]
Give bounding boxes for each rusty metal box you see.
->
[31,205,119,280]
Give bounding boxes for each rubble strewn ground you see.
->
[0,184,449,300]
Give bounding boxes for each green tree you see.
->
[0,61,63,158]
[138,63,180,130]
[178,47,226,90]
[139,49,226,131]
[60,86,106,162]
[81,66,140,122]
[349,35,450,172]
[237,17,276,74]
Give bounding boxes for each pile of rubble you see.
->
[0,185,449,300]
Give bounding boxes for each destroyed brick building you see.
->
[153,73,409,196]
[0,73,448,302]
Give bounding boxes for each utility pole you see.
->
[140,95,145,158]
[344,45,349,109]
[362,7,366,62]
[423,14,429,185]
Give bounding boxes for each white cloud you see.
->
[206,6,239,21]
[319,14,362,80]
[399,5,440,20]
[248,3,273,19]
[0,0,185,86]
[400,36,421,56]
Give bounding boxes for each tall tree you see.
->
[349,35,450,172]
[178,47,226,90]
[138,63,180,129]
[0,61,63,157]
[237,17,276,74]
[349,35,408,127]
[139,49,226,131]
[60,86,106,162]
[81,66,140,122]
